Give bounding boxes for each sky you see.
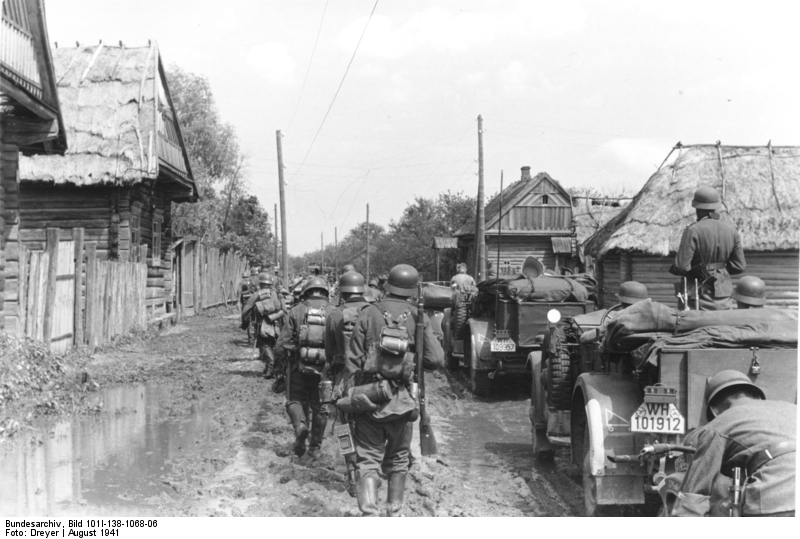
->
[46,0,800,255]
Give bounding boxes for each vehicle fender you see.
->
[572,373,642,476]
[468,317,495,370]
[528,351,545,428]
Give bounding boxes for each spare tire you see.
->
[450,291,471,342]
[545,327,573,410]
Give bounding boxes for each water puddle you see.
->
[0,383,214,517]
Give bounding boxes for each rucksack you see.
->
[297,303,328,375]
[363,307,415,383]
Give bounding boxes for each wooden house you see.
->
[1,0,66,334]
[455,168,578,277]
[8,43,197,333]
[585,143,799,309]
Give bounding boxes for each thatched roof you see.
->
[455,170,570,237]
[572,198,626,246]
[585,144,800,258]
[19,43,196,199]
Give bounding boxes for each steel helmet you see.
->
[301,276,329,298]
[704,370,765,420]
[342,264,356,274]
[692,186,722,210]
[617,281,649,305]
[258,272,273,285]
[732,276,767,306]
[368,278,380,289]
[250,268,259,276]
[384,264,419,297]
[339,271,366,294]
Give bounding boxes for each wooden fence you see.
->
[14,228,249,353]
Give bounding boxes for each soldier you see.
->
[450,262,476,291]
[732,276,767,309]
[276,276,333,459]
[341,264,356,275]
[669,186,746,310]
[579,281,649,343]
[241,272,286,378]
[366,277,383,303]
[324,271,372,496]
[342,264,444,517]
[673,370,796,517]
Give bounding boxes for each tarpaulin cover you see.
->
[482,273,596,303]
[421,283,453,310]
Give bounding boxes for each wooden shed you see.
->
[8,42,197,333]
[585,143,799,309]
[455,168,577,277]
[1,0,66,334]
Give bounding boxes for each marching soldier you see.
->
[673,370,796,517]
[669,186,746,310]
[324,271,372,496]
[366,278,383,302]
[241,272,286,378]
[276,276,333,459]
[732,276,767,309]
[342,264,444,517]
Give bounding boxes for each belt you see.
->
[747,441,796,476]
[705,262,727,270]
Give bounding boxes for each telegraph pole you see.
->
[366,204,370,281]
[321,232,324,269]
[334,227,338,274]
[274,203,279,268]
[474,114,486,281]
[276,131,288,284]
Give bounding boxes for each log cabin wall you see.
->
[485,236,559,276]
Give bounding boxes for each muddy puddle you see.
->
[0,383,214,517]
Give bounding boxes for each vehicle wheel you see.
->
[468,335,492,396]
[582,422,618,516]
[451,298,469,341]
[546,327,573,411]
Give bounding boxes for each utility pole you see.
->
[274,203,279,269]
[474,114,486,281]
[276,130,288,284]
[334,227,338,274]
[321,232,324,269]
[366,204,370,281]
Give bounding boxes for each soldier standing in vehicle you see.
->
[450,262,476,291]
[673,370,796,517]
[241,272,286,378]
[732,276,767,309]
[342,264,444,517]
[669,186,746,310]
[276,276,333,459]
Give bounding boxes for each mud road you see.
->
[1,310,586,517]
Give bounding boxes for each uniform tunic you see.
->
[344,297,444,477]
[669,214,746,310]
[673,399,796,517]
[450,273,476,291]
[241,288,285,363]
[276,297,332,411]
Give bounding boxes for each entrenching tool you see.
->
[416,283,438,456]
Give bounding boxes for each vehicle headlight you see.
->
[547,309,562,324]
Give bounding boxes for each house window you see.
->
[153,217,162,267]
[542,194,549,205]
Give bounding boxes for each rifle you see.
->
[416,283,438,456]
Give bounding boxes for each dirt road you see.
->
[0,310,586,517]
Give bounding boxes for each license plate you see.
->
[631,402,685,434]
[490,338,516,352]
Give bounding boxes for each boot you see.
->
[286,403,309,457]
[261,347,275,379]
[355,475,381,517]
[307,411,328,459]
[386,473,407,517]
[272,376,286,393]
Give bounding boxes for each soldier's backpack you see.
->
[297,303,328,374]
[339,304,371,364]
[363,308,415,383]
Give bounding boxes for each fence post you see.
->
[73,228,84,348]
[42,228,59,346]
[85,243,97,348]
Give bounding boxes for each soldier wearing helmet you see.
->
[341,264,356,275]
[669,186,746,311]
[276,276,333,459]
[341,264,444,516]
[672,370,796,517]
[580,281,649,344]
[365,277,383,303]
[733,276,767,309]
[241,272,286,378]
[323,271,372,496]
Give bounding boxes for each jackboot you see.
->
[261,347,275,379]
[385,473,407,517]
[286,403,309,457]
[355,475,381,517]
[307,411,329,459]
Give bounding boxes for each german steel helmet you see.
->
[368,278,380,288]
[301,276,329,297]
[384,264,419,297]
[342,264,356,273]
[258,272,273,285]
[732,276,767,306]
[617,281,649,304]
[692,186,722,210]
[704,370,765,420]
[339,271,366,294]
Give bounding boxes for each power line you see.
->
[288,0,380,184]
[286,0,329,132]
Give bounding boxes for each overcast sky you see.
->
[47,0,799,255]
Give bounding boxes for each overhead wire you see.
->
[286,0,330,133]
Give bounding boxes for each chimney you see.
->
[521,166,531,181]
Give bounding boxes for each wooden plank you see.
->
[85,244,97,348]
[42,229,59,345]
